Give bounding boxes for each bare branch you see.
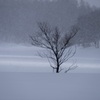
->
[65,60,78,73]
[30,22,79,73]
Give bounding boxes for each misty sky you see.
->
[79,0,100,7]
[0,0,100,43]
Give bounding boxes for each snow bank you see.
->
[0,73,100,100]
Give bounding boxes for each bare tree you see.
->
[30,22,79,73]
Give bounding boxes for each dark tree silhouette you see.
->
[30,22,79,73]
[76,9,100,48]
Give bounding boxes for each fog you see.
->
[0,0,100,73]
[0,0,92,43]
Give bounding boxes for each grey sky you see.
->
[79,0,100,7]
[0,0,100,43]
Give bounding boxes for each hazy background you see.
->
[0,0,100,72]
[81,0,100,7]
[1,0,99,43]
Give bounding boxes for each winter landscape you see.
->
[0,0,100,100]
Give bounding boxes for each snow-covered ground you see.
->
[0,43,100,100]
[0,43,100,73]
[0,73,100,100]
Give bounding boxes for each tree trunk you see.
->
[56,65,59,73]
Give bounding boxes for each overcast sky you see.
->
[79,0,100,7]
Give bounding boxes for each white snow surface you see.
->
[0,43,100,100]
[0,43,100,73]
[0,73,100,100]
